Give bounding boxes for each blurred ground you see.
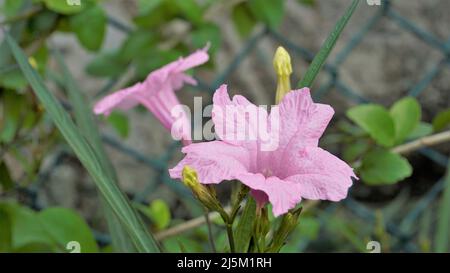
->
[35,0,450,226]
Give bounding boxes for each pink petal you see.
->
[140,85,191,142]
[175,46,210,72]
[212,85,268,148]
[277,88,334,147]
[284,146,357,201]
[93,83,142,116]
[236,173,303,217]
[169,141,251,184]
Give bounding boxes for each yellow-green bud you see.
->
[182,166,224,213]
[269,207,302,252]
[273,46,293,104]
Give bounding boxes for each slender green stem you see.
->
[226,223,235,253]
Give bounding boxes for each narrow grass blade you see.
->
[298,0,359,88]
[53,50,138,252]
[5,32,160,252]
[435,162,450,252]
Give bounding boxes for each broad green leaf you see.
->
[134,49,181,79]
[86,51,128,78]
[191,23,221,54]
[390,97,421,143]
[0,69,28,91]
[248,0,284,29]
[232,3,257,38]
[173,0,204,26]
[347,104,396,147]
[359,149,412,185]
[6,33,159,252]
[235,197,256,253]
[2,0,27,18]
[43,0,86,14]
[343,139,369,162]
[136,199,171,230]
[0,203,50,250]
[119,30,156,62]
[149,200,171,230]
[432,109,450,132]
[0,161,14,191]
[69,5,107,51]
[298,0,359,88]
[38,208,98,253]
[107,112,129,138]
[407,122,433,140]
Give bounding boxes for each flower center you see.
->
[262,168,273,178]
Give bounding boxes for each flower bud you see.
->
[273,46,293,104]
[182,166,224,213]
[269,207,302,252]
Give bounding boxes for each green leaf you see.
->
[235,197,256,253]
[69,5,107,51]
[43,0,86,14]
[134,49,181,79]
[390,97,421,143]
[432,109,450,132]
[407,122,433,140]
[359,149,413,185]
[86,51,128,77]
[137,199,171,230]
[435,161,450,252]
[54,51,140,253]
[248,0,284,29]
[298,0,359,88]
[191,23,221,55]
[0,209,12,252]
[173,0,204,26]
[137,0,163,15]
[0,69,28,91]
[106,112,129,138]
[0,161,14,191]
[38,208,98,253]
[343,139,369,162]
[6,32,160,252]
[0,203,50,250]
[2,0,27,18]
[232,3,257,38]
[119,30,156,62]
[347,104,396,147]
[0,90,25,143]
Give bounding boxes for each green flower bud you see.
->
[182,166,224,214]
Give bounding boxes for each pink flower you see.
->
[93,47,209,145]
[169,85,357,216]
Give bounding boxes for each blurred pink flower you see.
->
[169,85,357,216]
[93,47,209,145]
